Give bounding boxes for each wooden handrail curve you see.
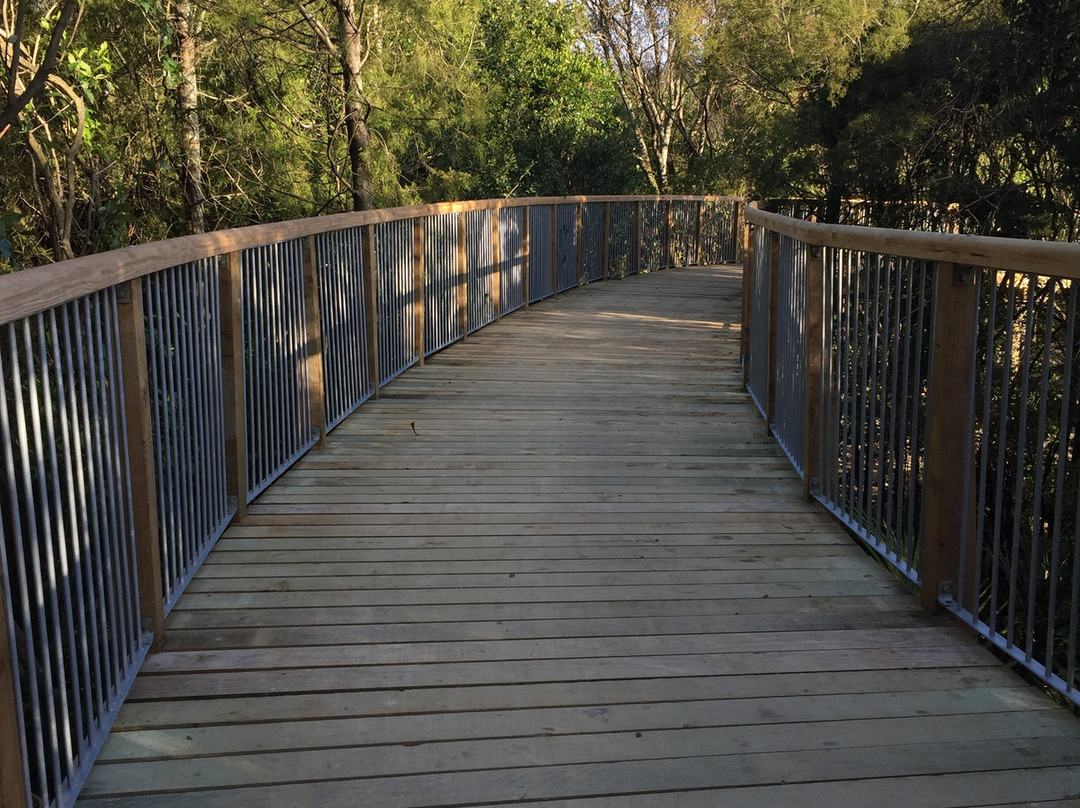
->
[745,205,1080,279]
[0,195,740,326]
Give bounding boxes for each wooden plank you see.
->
[111,666,1019,730]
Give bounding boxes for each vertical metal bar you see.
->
[989,274,1018,637]
[457,212,469,336]
[493,206,503,319]
[0,323,51,801]
[1007,274,1037,648]
[36,310,85,754]
[1023,278,1054,661]
[765,232,780,431]
[19,316,70,786]
[1046,283,1076,676]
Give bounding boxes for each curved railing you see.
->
[743,203,1080,709]
[0,194,742,808]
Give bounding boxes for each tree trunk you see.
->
[174,0,205,233]
[332,0,374,211]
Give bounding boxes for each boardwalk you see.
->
[78,267,1080,807]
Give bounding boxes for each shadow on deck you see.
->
[78,267,1080,807]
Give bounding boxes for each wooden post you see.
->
[575,202,584,286]
[765,232,780,433]
[741,218,754,387]
[550,204,559,295]
[694,200,703,266]
[219,251,248,519]
[522,206,531,307]
[116,278,166,647]
[600,203,611,280]
[632,202,642,277]
[301,237,327,447]
[413,217,426,364]
[457,212,469,335]
[491,206,502,319]
[664,199,674,268]
[361,225,381,397]
[0,563,30,808]
[920,261,979,613]
[803,245,825,501]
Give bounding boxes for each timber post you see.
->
[457,211,469,335]
[0,586,28,808]
[301,236,328,447]
[413,217,426,364]
[361,224,381,397]
[522,205,531,307]
[920,261,979,613]
[765,231,780,433]
[218,251,248,520]
[803,245,825,501]
[491,205,502,319]
[116,278,166,647]
[601,203,611,280]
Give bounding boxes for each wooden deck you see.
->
[78,267,1080,807]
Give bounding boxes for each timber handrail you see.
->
[0,195,739,326]
[746,205,1080,279]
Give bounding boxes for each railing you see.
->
[0,194,742,808]
[743,204,1080,708]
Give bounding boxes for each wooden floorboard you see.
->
[77,267,1080,807]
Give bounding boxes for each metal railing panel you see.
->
[556,203,578,292]
[670,201,696,265]
[955,270,1080,703]
[528,206,553,303]
[375,219,419,384]
[608,202,635,278]
[499,207,526,314]
[241,240,316,500]
[144,260,232,611]
[466,210,496,334]
[770,235,806,475]
[815,251,933,581]
[580,203,604,283]
[701,200,738,264]
[424,215,461,354]
[316,227,374,429]
[640,201,665,272]
[0,291,149,808]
